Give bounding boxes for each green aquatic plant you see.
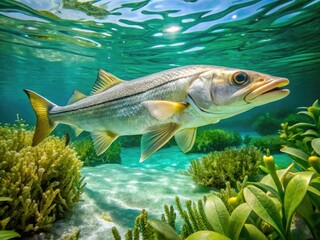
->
[187,146,263,188]
[112,197,210,240]
[188,154,320,240]
[253,112,281,135]
[216,178,247,214]
[0,117,85,233]
[0,197,20,240]
[190,129,242,153]
[280,100,320,170]
[119,135,141,148]
[114,154,320,240]
[247,135,285,153]
[72,137,121,166]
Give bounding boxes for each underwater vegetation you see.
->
[113,154,320,240]
[119,135,141,148]
[0,198,20,240]
[72,137,121,166]
[119,135,176,149]
[0,117,85,233]
[253,113,281,136]
[190,129,242,153]
[245,135,285,153]
[252,109,308,136]
[280,100,320,170]
[187,146,263,189]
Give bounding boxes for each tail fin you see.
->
[24,89,57,146]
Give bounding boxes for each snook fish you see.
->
[24,65,289,162]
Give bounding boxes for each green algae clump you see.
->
[0,118,85,233]
[187,146,263,188]
[190,129,242,153]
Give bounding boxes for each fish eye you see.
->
[232,71,248,85]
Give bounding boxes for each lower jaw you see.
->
[246,90,290,105]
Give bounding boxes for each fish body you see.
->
[24,65,289,161]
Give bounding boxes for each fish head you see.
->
[187,67,290,116]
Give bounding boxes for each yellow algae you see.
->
[0,117,85,232]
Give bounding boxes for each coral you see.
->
[0,117,85,233]
[247,135,285,153]
[253,112,281,135]
[190,129,242,153]
[187,146,263,188]
[72,137,121,166]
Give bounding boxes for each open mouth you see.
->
[245,78,290,103]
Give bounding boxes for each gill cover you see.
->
[187,70,214,112]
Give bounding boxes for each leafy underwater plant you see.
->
[280,99,320,170]
[190,129,242,153]
[113,154,320,240]
[72,137,121,166]
[187,146,263,188]
[0,117,85,233]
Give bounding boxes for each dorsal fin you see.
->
[91,69,124,95]
[67,90,87,105]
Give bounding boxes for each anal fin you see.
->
[72,126,84,137]
[140,123,179,162]
[174,128,197,153]
[91,131,118,156]
[143,100,189,120]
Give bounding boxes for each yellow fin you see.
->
[91,131,118,156]
[24,89,57,146]
[175,128,197,153]
[140,123,179,162]
[67,90,87,105]
[143,100,189,120]
[72,126,83,137]
[91,69,124,95]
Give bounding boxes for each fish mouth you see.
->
[245,78,290,104]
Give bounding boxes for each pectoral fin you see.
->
[91,131,118,156]
[140,123,179,162]
[143,100,189,120]
[174,128,197,153]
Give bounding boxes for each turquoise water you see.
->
[0,0,319,238]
